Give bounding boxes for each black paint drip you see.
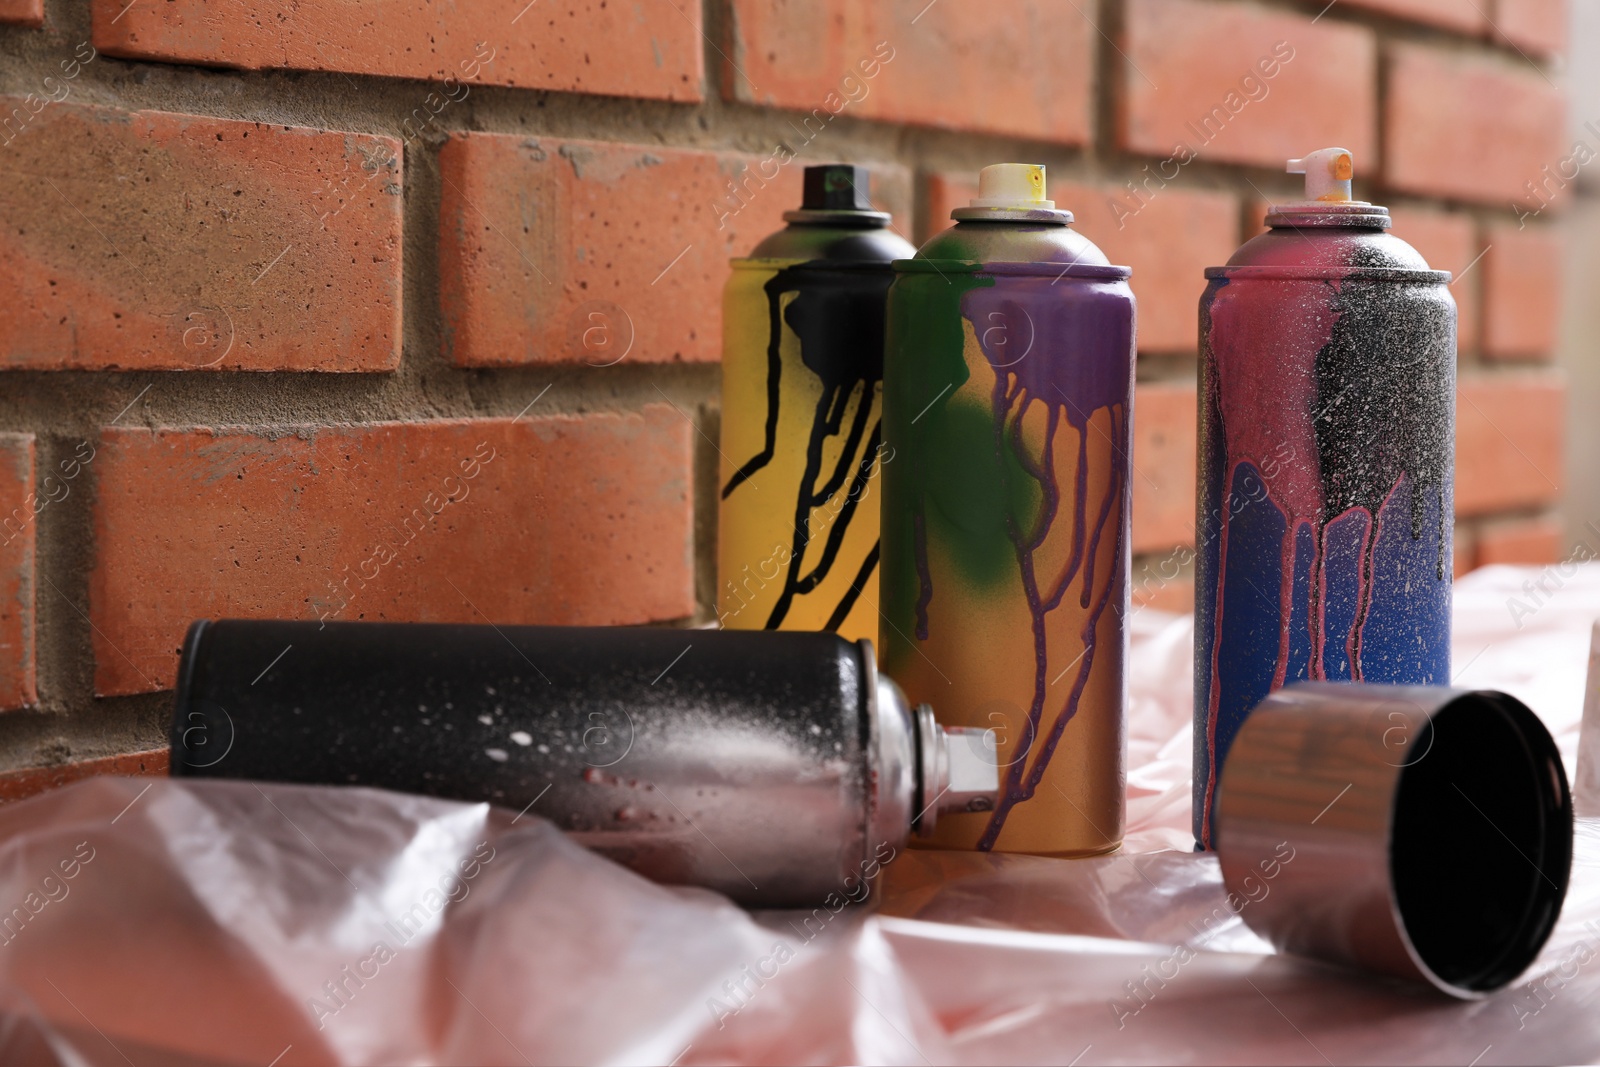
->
[722,265,892,631]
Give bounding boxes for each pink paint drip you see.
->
[1200,278,1339,847]
[1345,474,1406,678]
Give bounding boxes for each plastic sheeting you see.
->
[0,563,1596,1066]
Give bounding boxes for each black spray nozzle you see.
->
[802,164,873,212]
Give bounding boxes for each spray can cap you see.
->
[948,163,1075,226]
[970,163,1054,209]
[781,164,892,227]
[1286,147,1355,202]
[801,164,875,211]
[1265,147,1389,230]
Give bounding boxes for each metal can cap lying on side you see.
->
[1215,682,1573,999]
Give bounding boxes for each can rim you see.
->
[1385,688,1572,1000]
[1204,265,1452,283]
[893,260,1132,280]
[730,257,897,271]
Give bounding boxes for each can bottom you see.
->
[907,837,1123,859]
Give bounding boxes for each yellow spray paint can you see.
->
[718,165,914,640]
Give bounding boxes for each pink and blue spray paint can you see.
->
[1194,149,1457,849]
[881,164,1135,855]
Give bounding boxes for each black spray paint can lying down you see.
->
[171,620,998,908]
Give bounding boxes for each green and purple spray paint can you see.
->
[1194,149,1457,849]
[881,164,1135,855]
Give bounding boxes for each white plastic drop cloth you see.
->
[0,564,1596,1066]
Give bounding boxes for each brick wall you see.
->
[0,0,1573,776]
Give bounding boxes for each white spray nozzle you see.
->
[970,163,1053,209]
[1286,148,1354,203]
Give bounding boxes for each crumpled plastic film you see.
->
[0,563,1595,1066]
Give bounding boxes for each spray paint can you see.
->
[170,619,998,908]
[1194,148,1456,849]
[880,164,1135,855]
[718,164,915,642]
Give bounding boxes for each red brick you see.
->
[0,100,401,372]
[0,0,42,27]
[926,174,1236,353]
[92,0,702,102]
[1120,0,1376,171]
[1475,516,1564,566]
[1483,222,1563,359]
[1456,374,1565,516]
[1387,206,1482,353]
[1065,182,1237,354]
[439,134,911,367]
[90,411,694,696]
[1384,44,1566,206]
[1332,0,1483,32]
[1495,0,1566,56]
[0,748,168,803]
[725,1,1091,145]
[0,435,35,711]
[1132,381,1199,553]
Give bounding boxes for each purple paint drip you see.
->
[958,280,1132,850]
